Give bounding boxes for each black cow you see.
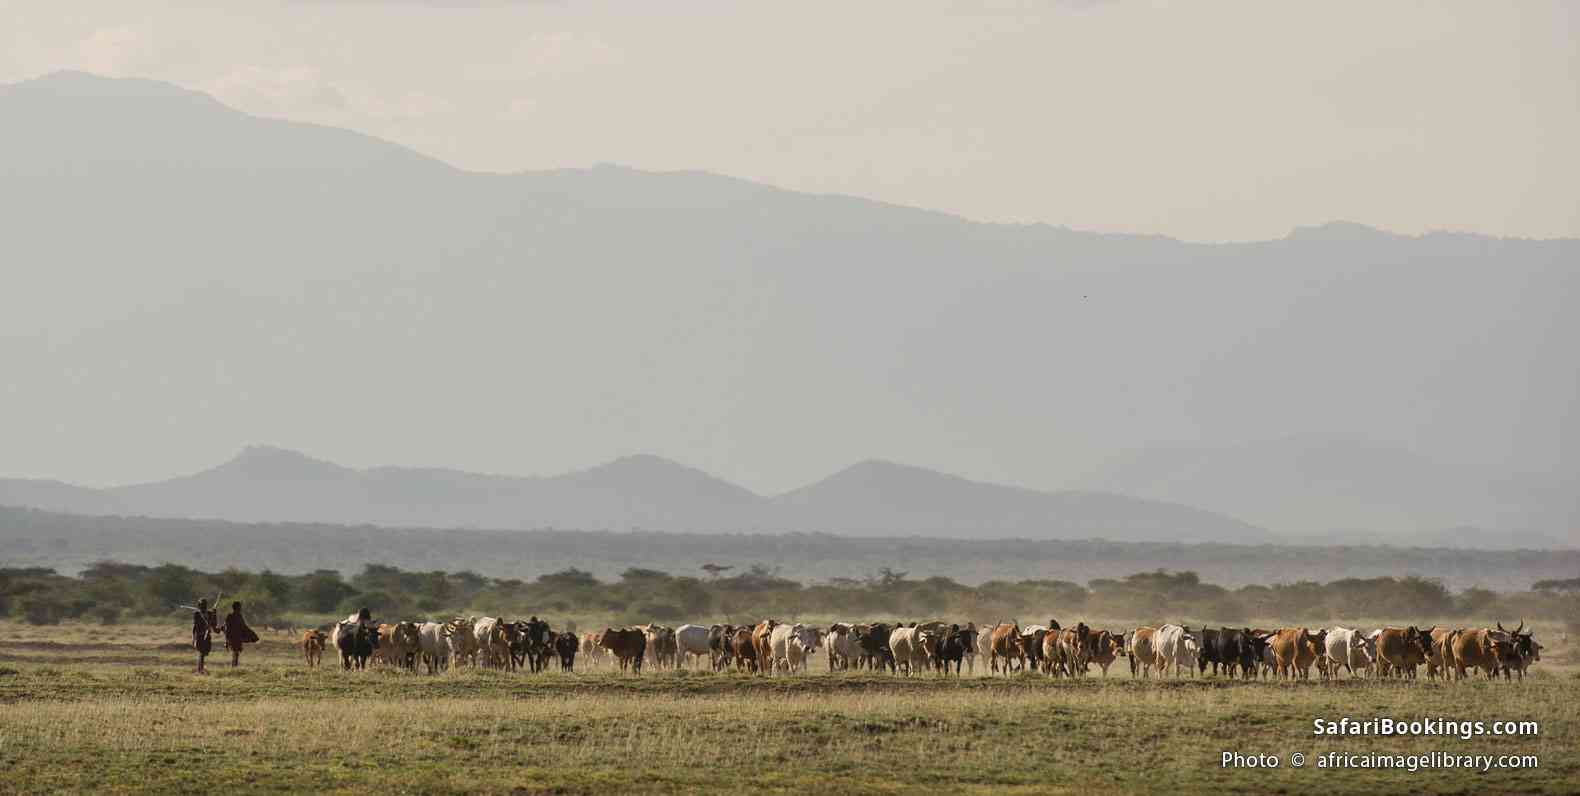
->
[504,621,527,671]
[553,631,578,671]
[522,617,552,673]
[1201,627,1252,678]
[1237,630,1269,679]
[337,622,379,671]
[933,624,977,675]
[1196,627,1225,676]
[852,623,894,672]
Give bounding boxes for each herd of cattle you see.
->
[295,614,1546,683]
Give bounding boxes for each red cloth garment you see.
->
[223,611,260,648]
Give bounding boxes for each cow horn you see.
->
[1498,621,1505,632]
[1515,620,1525,635]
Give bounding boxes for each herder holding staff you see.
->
[191,598,219,674]
[223,600,260,667]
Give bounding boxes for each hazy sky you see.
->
[3,0,1576,242]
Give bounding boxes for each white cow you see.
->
[416,621,448,674]
[440,616,478,668]
[473,617,513,669]
[1260,635,1279,678]
[674,624,712,668]
[769,623,819,674]
[976,624,999,671]
[1155,624,1196,677]
[888,625,940,676]
[825,623,859,671]
[1322,627,1372,679]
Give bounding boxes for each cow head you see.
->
[1405,626,1432,657]
[1517,633,1539,662]
[393,622,420,648]
[954,625,978,653]
[791,624,819,654]
[1243,631,1269,664]
[1019,628,1046,661]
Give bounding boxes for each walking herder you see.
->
[191,598,219,674]
[223,600,260,667]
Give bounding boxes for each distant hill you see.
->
[3,71,1577,547]
[0,446,1268,543]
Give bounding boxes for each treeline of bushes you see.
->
[3,561,1578,629]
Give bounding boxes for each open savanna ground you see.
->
[1,621,1576,794]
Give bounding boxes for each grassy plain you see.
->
[0,621,1575,795]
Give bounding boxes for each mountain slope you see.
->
[4,446,1265,542]
[2,71,1576,542]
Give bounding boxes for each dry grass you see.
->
[0,620,1575,794]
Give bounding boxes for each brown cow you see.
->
[1451,627,1513,681]
[381,621,421,672]
[1086,630,1122,677]
[1373,626,1432,679]
[301,629,328,666]
[1425,626,1459,681]
[1128,627,1158,678]
[731,627,759,672]
[751,620,778,675]
[988,623,1023,675]
[596,627,646,673]
[1057,623,1091,677]
[1269,628,1326,680]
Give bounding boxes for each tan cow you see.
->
[1373,626,1432,679]
[1425,626,1459,681]
[1055,623,1091,677]
[1269,628,1326,680]
[580,632,606,667]
[1129,627,1158,678]
[379,621,421,671]
[988,623,1023,675]
[751,621,778,675]
[301,629,328,666]
[1451,627,1513,681]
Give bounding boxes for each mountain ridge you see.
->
[3,70,1576,546]
[0,446,1270,544]
[9,70,1554,244]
